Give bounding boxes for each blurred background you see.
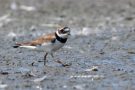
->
[0,0,135,90]
[1,0,135,28]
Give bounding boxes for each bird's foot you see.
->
[55,60,72,67]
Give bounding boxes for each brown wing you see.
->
[16,33,55,46]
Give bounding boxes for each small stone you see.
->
[128,50,135,54]
[125,17,134,21]
[0,72,9,75]
[117,69,121,71]
[92,68,98,71]
[85,66,98,71]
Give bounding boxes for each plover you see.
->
[13,27,70,66]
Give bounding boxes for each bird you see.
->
[13,26,70,66]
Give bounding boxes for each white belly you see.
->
[35,40,65,53]
[51,40,65,52]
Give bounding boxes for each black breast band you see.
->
[55,33,67,43]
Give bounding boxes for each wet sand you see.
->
[0,0,135,90]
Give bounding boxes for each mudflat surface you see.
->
[0,0,135,90]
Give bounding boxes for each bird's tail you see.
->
[13,43,22,48]
[13,42,36,49]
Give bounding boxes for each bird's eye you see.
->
[59,27,70,34]
[60,29,64,33]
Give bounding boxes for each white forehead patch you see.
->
[64,27,70,32]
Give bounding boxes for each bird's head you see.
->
[56,27,70,38]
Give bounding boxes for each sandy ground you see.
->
[0,0,135,90]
